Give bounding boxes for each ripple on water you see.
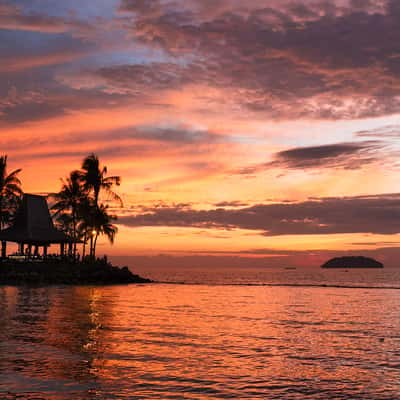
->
[0,284,399,399]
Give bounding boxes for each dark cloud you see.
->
[0,29,110,123]
[270,141,383,170]
[118,193,400,236]
[133,124,228,143]
[111,0,400,119]
[3,0,400,122]
[0,83,131,124]
[214,201,249,207]
[235,141,385,175]
[0,100,66,123]
[350,241,400,246]
[93,63,198,95]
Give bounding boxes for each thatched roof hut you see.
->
[0,194,77,257]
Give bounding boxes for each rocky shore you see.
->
[0,259,152,285]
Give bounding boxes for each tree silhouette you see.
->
[78,202,118,258]
[53,154,122,260]
[51,171,88,257]
[0,155,23,229]
[80,154,122,207]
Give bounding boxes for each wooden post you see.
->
[19,242,24,255]
[43,245,48,258]
[60,243,65,257]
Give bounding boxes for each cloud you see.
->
[235,141,386,175]
[3,0,400,123]
[0,0,93,34]
[133,124,228,143]
[355,125,400,138]
[269,141,383,170]
[118,193,400,236]
[111,0,400,119]
[0,50,87,73]
[214,201,249,207]
[0,123,232,153]
[68,62,198,96]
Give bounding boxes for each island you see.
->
[0,193,152,286]
[321,256,383,269]
[0,258,152,285]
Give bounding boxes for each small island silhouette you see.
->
[321,256,383,269]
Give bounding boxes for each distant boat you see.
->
[321,256,383,269]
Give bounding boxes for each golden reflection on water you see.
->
[0,284,399,399]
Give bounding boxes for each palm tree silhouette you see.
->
[80,154,122,207]
[79,203,118,258]
[0,155,23,229]
[52,154,122,261]
[51,171,87,257]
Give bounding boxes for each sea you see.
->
[1,265,400,399]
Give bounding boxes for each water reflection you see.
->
[0,286,113,400]
[0,284,399,399]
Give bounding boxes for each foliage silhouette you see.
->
[80,153,122,207]
[52,154,121,260]
[0,155,23,229]
[51,170,88,257]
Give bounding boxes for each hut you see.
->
[0,194,77,259]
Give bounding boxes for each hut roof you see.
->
[0,194,76,244]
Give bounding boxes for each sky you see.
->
[2,0,400,267]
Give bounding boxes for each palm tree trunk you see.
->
[0,195,4,230]
[93,232,99,259]
[89,234,94,259]
[82,236,86,259]
[72,212,77,259]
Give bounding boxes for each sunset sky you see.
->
[2,0,400,267]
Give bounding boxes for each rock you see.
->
[0,259,153,285]
[321,256,383,269]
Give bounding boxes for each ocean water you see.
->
[1,267,400,399]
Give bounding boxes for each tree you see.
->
[79,203,118,258]
[80,154,122,207]
[53,154,122,261]
[51,171,87,257]
[0,155,23,229]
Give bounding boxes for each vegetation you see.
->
[51,171,87,257]
[51,154,122,260]
[0,257,152,285]
[80,153,122,207]
[0,155,151,285]
[321,256,383,268]
[0,155,23,229]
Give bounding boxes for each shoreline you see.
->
[0,259,153,286]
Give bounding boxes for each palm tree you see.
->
[79,203,118,258]
[92,205,118,258]
[80,154,122,207]
[53,154,122,261]
[51,171,87,257]
[0,155,23,229]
